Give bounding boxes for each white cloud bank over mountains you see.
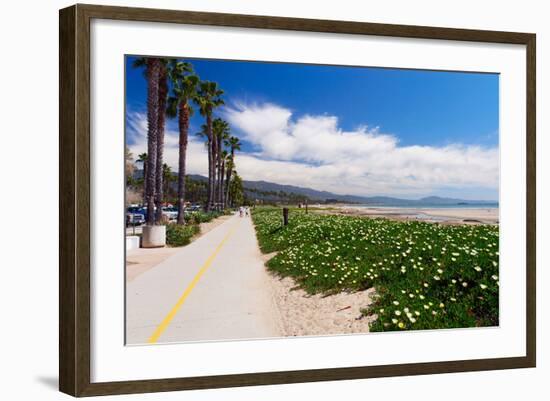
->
[126,102,498,199]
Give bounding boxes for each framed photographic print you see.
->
[59,3,536,397]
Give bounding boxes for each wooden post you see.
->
[283,207,289,226]
[305,199,308,214]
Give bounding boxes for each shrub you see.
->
[186,211,223,225]
[165,223,200,247]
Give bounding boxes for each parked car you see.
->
[126,206,145,226]
[162,206,178,221]
[188,204,202,212]
[126,212,145,226]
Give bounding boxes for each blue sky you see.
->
[125,56,499,200]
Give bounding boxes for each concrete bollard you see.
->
[126,235,140,251]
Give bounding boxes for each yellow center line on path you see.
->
[148,220,239,344]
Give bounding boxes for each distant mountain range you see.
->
[133,170,496,206]
[186,174,497,206]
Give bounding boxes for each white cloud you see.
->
[223,103,498,198]
[126,110,208,177]
[126,103,499,199]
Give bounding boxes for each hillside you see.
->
[134,171,497,206]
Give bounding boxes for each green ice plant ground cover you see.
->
[252,207,499,332]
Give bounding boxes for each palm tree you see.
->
[162,163,174,202]
[154,59,170,223]
[133,57,161,225]
[194,81,224,211]
[224,157,234,208]
[167,60,199,224]
[218,150,229,208]
[224,136,241,208]
[135,152,148,202]
[212,118,230,209]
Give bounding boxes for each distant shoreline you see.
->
[338,203,498,209]
[312,204,499,225]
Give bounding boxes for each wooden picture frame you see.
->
[59,3,536,397]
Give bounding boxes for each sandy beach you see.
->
[314,205,498,225]
[261,252,376,337]
[268,276,376,337]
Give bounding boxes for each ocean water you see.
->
[351,203,499,209]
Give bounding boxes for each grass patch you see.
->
[251,207,499,332]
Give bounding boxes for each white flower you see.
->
[462,282,468,287]
[433,275,440,281]
[437,269,443,274]
[439,303,445,308]
[474,266,482,272]
[480,284,488,290]
[414,311,421,316]
[392,318,398,324]
[395,310,402,316]
[393,301,400,306]
[491,275,499,280]
[423,304,430,309]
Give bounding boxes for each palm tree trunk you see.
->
[155,63,168,223]
[145,58,160,225]
[216,152,222,209]
[213,133,219,211]
[142,163,147,203]
[177,103,190,224]
[220,160,225,209]
[225,152,234,209]
[210,116,217,211]
[218,157,225,209]
[206,113,213,212]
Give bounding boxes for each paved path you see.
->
[126,214,282,345]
